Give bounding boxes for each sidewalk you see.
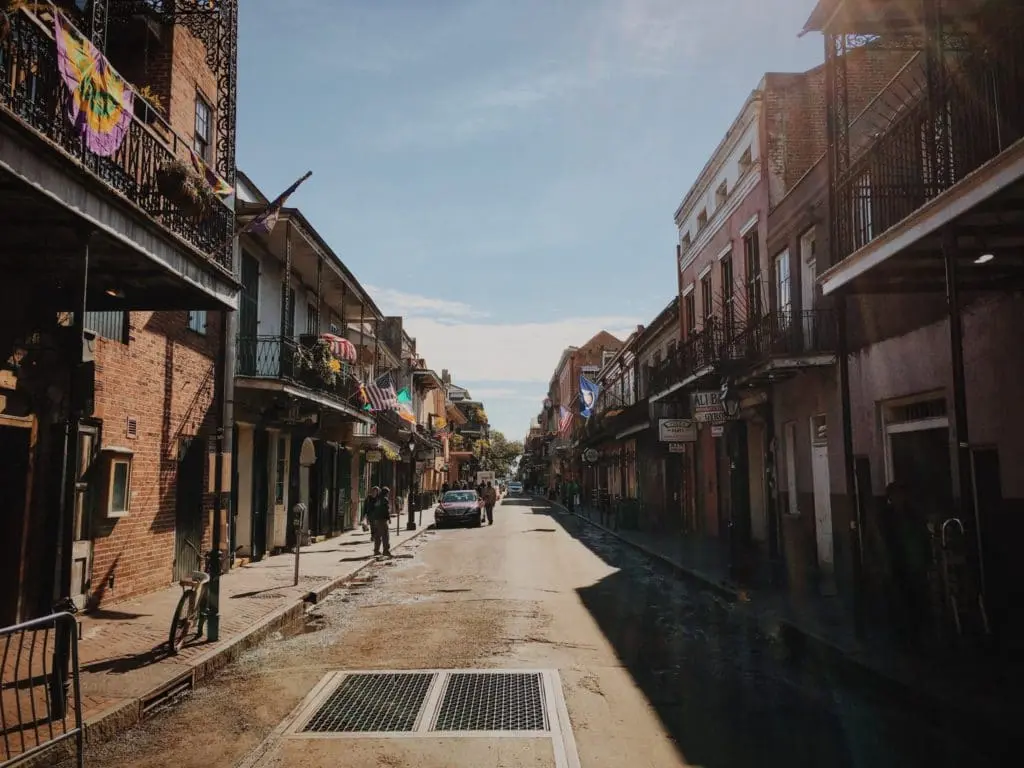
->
[10,508,434,765]
[544,497,1016,739]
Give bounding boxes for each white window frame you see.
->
[188,310,208,335]
[106,457,132,518]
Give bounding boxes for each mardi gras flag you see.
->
[53,13,134,158]
[188,149,234,199]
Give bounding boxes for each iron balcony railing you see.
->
[0,7,233,270]
[724,309,837,367]
[649,319,728,395]
[834,23,1024,263]
[235,335,362,405]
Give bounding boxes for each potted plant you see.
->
[155,158,220,220]
[296,339,341,386]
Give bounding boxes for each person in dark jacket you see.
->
[359,486,379,532]
[368,487,392,557]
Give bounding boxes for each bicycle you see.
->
[168,540,211,654]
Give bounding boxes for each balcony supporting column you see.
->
[90,0,108,52]
[836,294,865,636]
[282,220,292,340]
[943,227,982,593]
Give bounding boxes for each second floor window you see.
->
[194,93,213,162]
[701,273,713,325]
[775,250,792,315]
[744,230,762,318]
[188,310,207,335]
[684,292,696,338]
[306,303,317,335]
[720,254,734,332]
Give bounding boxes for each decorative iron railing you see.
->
[723,309,837,371]
[834,27,1024,263]
[648,319,727,395]
[235,335,362,405]
[0,7,233,271]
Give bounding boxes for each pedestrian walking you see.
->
[369,486,392,557]
[359,486,379,532]
[483,481,497,525]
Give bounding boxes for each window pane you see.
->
[111,461,129,513]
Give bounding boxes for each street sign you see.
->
[711,424,724,437]
[365,450,382,462]
[582,448,599,463]
[658,418,697,442]
[692,390,726,423]
[667,442,687,453]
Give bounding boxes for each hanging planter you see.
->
[295,339,342,386]
[155,158,220,220]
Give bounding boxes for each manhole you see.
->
[302,672,434,733]
[432,672,548,732]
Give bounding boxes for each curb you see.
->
[38,520,436,767]
[539,497,1013,744]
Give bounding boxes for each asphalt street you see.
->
[63,496,1004,768]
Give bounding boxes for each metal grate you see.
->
[302,672,434,733]
[432,672,548,732]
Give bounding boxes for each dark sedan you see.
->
[435,490,482,528]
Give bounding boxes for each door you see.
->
[0,423,33,624]
[238,252,260,375]
[747,421,768,543]
[271,433,290,548]
[252,429,269,559]
[336,449,352,530]
[71,424,99,609]
[800,229,816,312]
[810,414,833,569]
[784,421,798,516]
[174,437,206,581]
[971,448,1004,638]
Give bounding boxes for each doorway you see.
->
[783,421,799,516]
[174,437,206,581]
[0,422,33,624]
[252,429,270,559]
[810,414,834,571]
[71,424,99,609]
[237,252,260,376]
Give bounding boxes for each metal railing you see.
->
[0,6,233,270]
[649,319,727,394]
[1,612,83,768]
[834,23,1024,263]
[235,335,362,404]
[725,309,837,365]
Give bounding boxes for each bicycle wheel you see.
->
[168,591,193,654]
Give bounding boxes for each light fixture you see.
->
[408,437,416,453]
[105,287,125,299]
[975,253,995,264]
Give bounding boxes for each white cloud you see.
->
[366,286,487,319]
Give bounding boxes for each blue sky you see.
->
[237,0,824,441]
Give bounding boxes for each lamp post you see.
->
[720,380,742,581]
[406,436,417,531]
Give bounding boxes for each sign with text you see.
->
[658,418,697,443]
[582,448,599,463]
[711,424,724,438]
[667,442,687,453]
[365,450,382,463]
[691,391,726,423]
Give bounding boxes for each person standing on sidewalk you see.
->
[483,481,497,525]
[369,487,392,557]
[359,486,379,532]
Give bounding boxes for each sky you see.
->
[236,0,825,441]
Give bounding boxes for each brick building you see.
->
[0,2,239,620]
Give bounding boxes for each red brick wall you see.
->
[88,311,220,607]
[167,25,219,158]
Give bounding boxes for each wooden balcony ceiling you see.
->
[841,172,1024,294]
[802,0,989,35]
[0,168,232,311]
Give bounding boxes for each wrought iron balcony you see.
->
[649,319,727,395]
[0,7,233,270]
[235,335,362,405]
[724,309,837,370]
[833,25,1024,263]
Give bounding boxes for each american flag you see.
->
[558,405,573,435]
[364,371,398,411]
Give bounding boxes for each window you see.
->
[720,254,734,333]
[715,180,728,208]
[775,250,792,315]
[106,457,132,517]
[739,146,753,173]
[601,349,616,369]
[683,292,696,338]
[187,310,207,335]
[697,209,708,230]
[800,228,817,312]
[743,231,762,318]
[700,273,713,325]
[681,232,692,250]
[84,311,128,344]
[306,303,317,335]
[193,92,213,162]
[274,436,287,504]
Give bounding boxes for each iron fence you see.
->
[649,319,728,395]
[725,309,837,365]
[0,6,233,270]
[0,612,83,768]
[235,335,362,405]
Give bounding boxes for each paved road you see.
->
[63,497,1002,768]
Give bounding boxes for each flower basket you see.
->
[296,339,341,387]
[156,159,219,220]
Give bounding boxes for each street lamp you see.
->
[406,435,417,531]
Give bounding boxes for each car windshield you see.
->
[442,491,477,503]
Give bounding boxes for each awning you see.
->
[321,332,357,362]
[351,433,402,458]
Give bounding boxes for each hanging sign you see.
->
[365,450,382,463]
[711,425,725,438]
[692,391,726,423]
[658,418,697,443]
[667,442,687,453]
[582,448,599,463]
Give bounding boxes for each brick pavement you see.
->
[2,509,434,765]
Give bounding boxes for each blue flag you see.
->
[579,375,599,418]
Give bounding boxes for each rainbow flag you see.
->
[53,13,134,158]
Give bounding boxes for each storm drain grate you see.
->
[432,672,548,732]
[302,672,434,733]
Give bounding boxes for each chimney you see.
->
[441,369,451,384]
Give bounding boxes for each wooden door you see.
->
[174,437,206,581]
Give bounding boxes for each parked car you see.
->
[508,481,523,495]
[435,490,482,528]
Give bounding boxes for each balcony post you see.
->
[315,254,323,334]
[825,31,850,265]
[282,220,293,341]
[923,0,949,196]
[90,0,108,52]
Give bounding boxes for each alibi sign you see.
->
[691,390,726,424]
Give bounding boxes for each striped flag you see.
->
[558,405,572,435]
[364,371,398,411]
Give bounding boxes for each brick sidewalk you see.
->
[4,509,434,765]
